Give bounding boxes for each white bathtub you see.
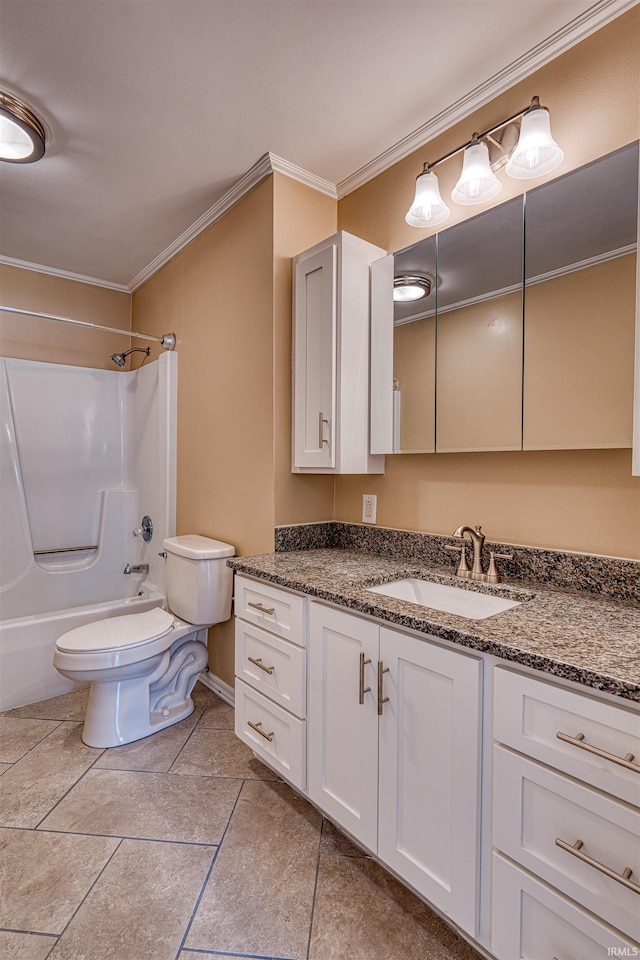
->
[0,589,165,712]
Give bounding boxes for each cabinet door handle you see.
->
[377,660,390,716]
[555,838,640,894]
[248,656,275,675]
[247,720,275,742]
[248,601,275,616]
[359,652,371,704]
[318,412,330,447]
[556,731,639,773]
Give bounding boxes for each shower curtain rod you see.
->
[0,305,176,350]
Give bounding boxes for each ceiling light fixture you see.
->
[406,97,563,228]
[393,274,432,302]
[0,91,46,163]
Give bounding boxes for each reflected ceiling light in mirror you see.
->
[393,274,432,302]
[405,169,451,227]
[405,96,563,227]
[506,97,564,179]
[451,136,502,205]
[0,91,45,162]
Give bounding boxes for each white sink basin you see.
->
[367,578,521,620]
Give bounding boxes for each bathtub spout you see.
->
[123,563,149,575]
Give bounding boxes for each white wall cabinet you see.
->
[307,603,483,934]
[292,231,386,474]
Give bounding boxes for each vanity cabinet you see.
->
[292,231,386,474]
[491,667,640,957]
[234,576,308,789]
[307,602,483,934]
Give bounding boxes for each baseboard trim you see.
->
[198,670,235,708]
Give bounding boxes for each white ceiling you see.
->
[0,0,631,289]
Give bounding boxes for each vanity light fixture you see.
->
[406,96,563,228]
[393,274,432,302]
[0,91,46,163]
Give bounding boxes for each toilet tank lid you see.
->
[163,535,235,560]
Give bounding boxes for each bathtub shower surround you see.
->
[0,352,176,711]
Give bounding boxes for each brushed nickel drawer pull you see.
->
[377,660,390,716]
[318,411,329,447]
[556,731,639,773]
[248,601,275,615]
[247,656,275,675]
[555,838,640,894]
[359,652,371,705]
[247,720,275,742]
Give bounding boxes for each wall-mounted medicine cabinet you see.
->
[371,141,639,459]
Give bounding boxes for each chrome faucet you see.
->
[453,525,485,580]
[123,563,149,575]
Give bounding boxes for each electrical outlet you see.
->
[362,494,377,524]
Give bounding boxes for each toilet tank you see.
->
[162,535,235,625]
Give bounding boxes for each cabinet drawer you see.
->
[493,746,640,941]
[491,853,637,960]
[235,618,306,719]
[235,679,306,790]
[494,667,640,806]
[234,575,306,646]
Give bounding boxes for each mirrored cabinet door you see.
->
[523,142,639,450]
[435,198,524,452]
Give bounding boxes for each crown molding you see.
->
[129,152,337,291]
[336,0,638,198]
[0,254,130,292]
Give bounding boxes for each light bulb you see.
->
[405,169,450,227]
[452,140,502,206]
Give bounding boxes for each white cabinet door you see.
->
[293,244,337,469]
[378,627,483,935]
[308,603,378,851]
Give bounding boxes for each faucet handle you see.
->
[445,544,472,578]
[486,551,513,584]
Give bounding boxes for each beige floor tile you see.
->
[0,716,60,762]
[40,768,241,843]
[3,687,90,721]
[0,722,102,827]
[0,761,12,775]
[48,838,214,960]
[186,779,322,959]
[197,693,235,728]
[0,827,119,934]
[171,727,275,779]
[309,856,483,960]
[190,680,214,715]
[94,712,200,773]
[0,931,57,960]
[320,818,369,858]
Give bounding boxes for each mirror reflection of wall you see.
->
[523,141,639,450]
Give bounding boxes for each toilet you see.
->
[53,535,235,748]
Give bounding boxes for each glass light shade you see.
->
[393,275,431,302]
[506,106,564,179]
[0,93,45,163]
[451,140,502,205]
[405,170,451,227]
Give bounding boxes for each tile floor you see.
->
[0,681,484,960]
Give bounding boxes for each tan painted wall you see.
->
[0,264,131,368]
[273,174,337,524]
[133,175,337,685]
[336,9,640,559]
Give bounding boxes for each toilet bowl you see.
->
[53,535,234,748]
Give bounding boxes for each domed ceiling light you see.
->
[0,91,46,163]
[393,274,432,302]
[405,96,563,228]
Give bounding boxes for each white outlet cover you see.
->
[362,494,377,524]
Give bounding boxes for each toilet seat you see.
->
[56,608,176,654]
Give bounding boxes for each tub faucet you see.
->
[123,563,149,575]
[452,525,485,580]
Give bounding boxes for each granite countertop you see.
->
[229,548,640,703]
